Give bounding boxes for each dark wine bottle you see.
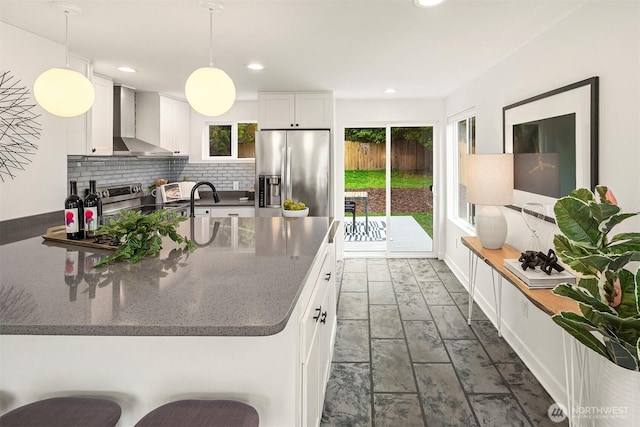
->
[84,179,102,238]
[64,180,84,240]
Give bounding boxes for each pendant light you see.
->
[33,2,95,118]
[185,0,236,117]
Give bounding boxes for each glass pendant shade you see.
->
[185,66,235,117]
[34,67,95,117]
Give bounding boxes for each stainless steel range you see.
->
[98,183,146,215]
[98,183,187,218]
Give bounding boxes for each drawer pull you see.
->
[313,307,322,322]
[320,311,328,324]
[324,272,331,281]
[228,213,239,216]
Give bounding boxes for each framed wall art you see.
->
[503,77,599,222]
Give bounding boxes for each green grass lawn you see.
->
[345,169,432,189]
[347,169,434,238]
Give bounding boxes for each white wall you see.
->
[0,23,90,221]
[443,0,640,407]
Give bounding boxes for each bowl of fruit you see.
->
[282,199,309,217]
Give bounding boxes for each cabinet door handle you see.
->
[91,148,96,153]
[290,123,294,127]
[324,272,331,281]
[320,311,328,324]
[313,307,322,322]
[295,123,299,127]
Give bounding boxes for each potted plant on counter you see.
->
[551,185,639,424]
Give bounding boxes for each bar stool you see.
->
[345,200,356,232]
[0,397,121,427]
[134,399,259,427]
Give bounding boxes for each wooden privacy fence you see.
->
[344,141,433,172]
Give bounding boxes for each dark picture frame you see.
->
[503,77,599,223]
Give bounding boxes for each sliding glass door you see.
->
[388,125,433,254]
[344,124,435,256]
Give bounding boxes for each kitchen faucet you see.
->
[190,181,220,217]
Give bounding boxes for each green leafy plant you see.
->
[94,209,196,266]
[552,185,640,371]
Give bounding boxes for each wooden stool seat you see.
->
[134,399,259,427]
[0,397,121,427]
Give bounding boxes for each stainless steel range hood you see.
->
[113,85,174,157]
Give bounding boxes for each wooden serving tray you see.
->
[42,225,117,251]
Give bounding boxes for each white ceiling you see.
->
[1,0,587,101]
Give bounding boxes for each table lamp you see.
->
[465,154,514,249]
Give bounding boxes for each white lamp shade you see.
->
[33,68,95,117]
[465,154,514,206]
[185,66,236,117]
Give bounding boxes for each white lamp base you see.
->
[476,205,507,249]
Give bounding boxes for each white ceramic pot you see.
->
[592,355,640,427]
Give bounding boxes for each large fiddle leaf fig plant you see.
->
[552,186,640,371]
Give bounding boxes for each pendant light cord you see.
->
[65,10,70,68]
[208,8,214,67]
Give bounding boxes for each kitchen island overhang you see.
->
[0,216,338,427]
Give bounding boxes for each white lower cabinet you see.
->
[194,206,255,217]
[301,242,336,427]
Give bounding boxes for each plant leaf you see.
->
[554,196,602,249]
[603,336,639,370]
[601,212,640,236]
[552,313,609,359]
[636,267,640,316]
[553,283,616,314]
[615,269,639,318]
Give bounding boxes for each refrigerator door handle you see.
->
[281,146,286,202]
[286,147,292,200]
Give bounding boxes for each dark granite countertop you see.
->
[0,216,332,337]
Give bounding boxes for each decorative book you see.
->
[503,259,576,289]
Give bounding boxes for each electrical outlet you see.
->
[233,181,239,190]
[520,298,528,319]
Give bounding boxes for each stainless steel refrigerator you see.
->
[255,130,331,217]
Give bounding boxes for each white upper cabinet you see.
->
[88,75,114,155]
[67,72,113,156]
[258,92,333,130]
[136,93,190,156]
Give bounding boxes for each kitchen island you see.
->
[0,216,338,427]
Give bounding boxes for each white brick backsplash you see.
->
[68,156,256,192]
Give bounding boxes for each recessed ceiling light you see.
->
[246,63,264,71]
[414,0,447,7]
[385,88,397,94]
[117,66,137,73]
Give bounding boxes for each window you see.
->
[206,122,257,160]
[449,112,476,225]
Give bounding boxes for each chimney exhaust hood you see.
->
[112,85,174,157]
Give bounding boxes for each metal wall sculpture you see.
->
[0,70,42,181]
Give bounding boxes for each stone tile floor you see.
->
[321,258,567,427]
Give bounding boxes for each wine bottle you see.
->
[64,180,84,240]
[84,180,102,238]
